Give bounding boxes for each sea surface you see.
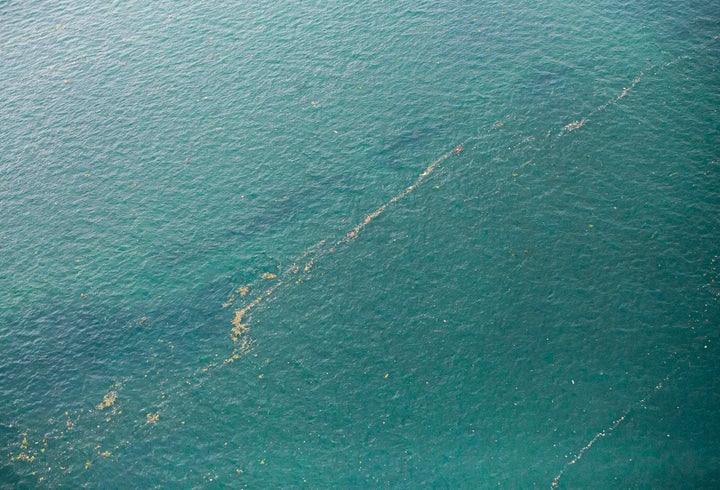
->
[1,0,719,487]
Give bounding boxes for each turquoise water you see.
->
[1,0,719,487]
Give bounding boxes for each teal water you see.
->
[1,0,719,487]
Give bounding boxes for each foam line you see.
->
[550,374,672,488]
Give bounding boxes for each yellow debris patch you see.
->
[230,308,249,342]
[223,351,240,364]
[222,294,235,308]
[96,391,118,410]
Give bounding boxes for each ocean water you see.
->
[1,0,719,487]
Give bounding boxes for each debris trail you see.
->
[550,374,673,488]
[223,138,476,349]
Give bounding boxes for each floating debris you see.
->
[560,118,585,135]
[96,391,118,411]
